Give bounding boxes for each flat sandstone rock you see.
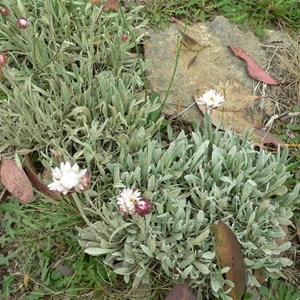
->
[144,16,276,129]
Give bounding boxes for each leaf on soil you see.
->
[103,0,120,12]
[229,46,279,85]
[23,155,60,200]
[23,272,30,289]
[296,223,300,243]
[251,129,285,148]
[0,159,34,203]
[165,280,197,300]
[212,221,247,300]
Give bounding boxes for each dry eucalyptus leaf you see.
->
[165,281,197,300]
[296,222,300,243]
[229,46,279,85]
[218,81,259,112]
[253,269,267,285]
[178,29,209,52]
[23,272,30,289]
[103,0,120,12]
[90,0,102,5]
[251,129,285,148]
[23,155,60,200]
[196,103,259,132]
[0,159,34,203]
[212,221,247,300]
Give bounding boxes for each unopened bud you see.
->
[0,53,8,68]
[0,7,10,17]
[17,17,29,29]
[135,198,152,217]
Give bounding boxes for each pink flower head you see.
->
[135,198,152,217]
[0,7,9,17]
[120,34,128,43]
[17,17,29,29]
[0,53,8,68]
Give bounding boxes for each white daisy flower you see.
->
[116,188,141,216]
[196,89,225,109]
[47,161,88,195]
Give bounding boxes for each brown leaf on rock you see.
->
[219,81,260,112]
[23,155,60,200]
[229,46,279,85]
[196,102,259,132]
[212,221,247,300]
[178,29,210,53]
[103,0,120,12]
[194,82,260,113]
[165,280,197,300]
[0,159,34,203]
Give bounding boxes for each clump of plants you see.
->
[1,1,300,299]
[77,122,300,299]
[0,0,161,167]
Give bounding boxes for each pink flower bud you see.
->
[17,17,29,29]
[135,198,152,217]
[0,7,10,17]
[0,53,8,68]
[81,172,91,191]
[120,34,128,43]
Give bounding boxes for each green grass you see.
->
[258,280,300,300]
[0,197,112,299]
[142,0,300,35]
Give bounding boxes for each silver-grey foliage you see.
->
[78,125,300,299]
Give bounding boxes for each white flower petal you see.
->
[78,168,87,177]
[197,89,225,109]
[49,161,89,195]
[116,188,142,215]
[72,163,79,173]
[63,161,72,172]
[52,167,62,179]
[47,182,59,190]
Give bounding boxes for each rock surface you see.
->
[144,16,282,129]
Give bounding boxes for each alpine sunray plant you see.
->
[77,125,300,299]
[0,0,161,169]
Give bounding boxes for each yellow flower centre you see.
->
[210,97,215,102]
[130,197,136,203]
